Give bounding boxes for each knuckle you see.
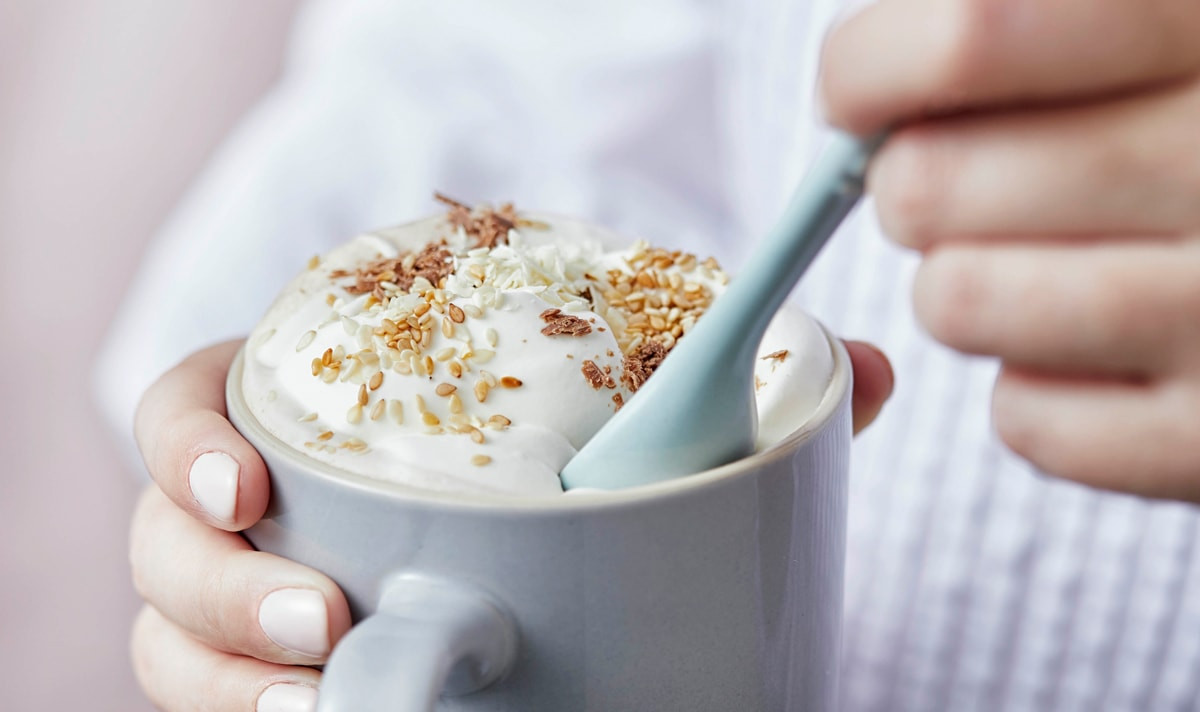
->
[128,488,164,602]
[871,127,953,249]
[913,249,984,347]
[928,0,1004,107]
[195,560,243,652]
[130,606,167,709]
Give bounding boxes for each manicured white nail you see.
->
[188,452,239,522]
[259,588,330,657]
[257,683,318,712]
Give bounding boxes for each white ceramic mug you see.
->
[227,328,851,711]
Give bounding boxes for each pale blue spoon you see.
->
[560,132,881,491]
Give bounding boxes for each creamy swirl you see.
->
[241,210,834,497]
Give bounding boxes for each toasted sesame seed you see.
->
[448,303,466,323]
[295,330,317,352]
[368,371,384,390]
[388,399,404,425]
[307,255,320,270]
[469,427,485,444]
[499,376,522,388]
[472,350,496,364]
[471,454,492,466]
[369,399,386,421]
[422,355,434,375]
[413,301,431,317]
[441,317,455,338]
[448,361,463,378]
[473,380,490,403]
[317,430,334,441]
[321,348,333,366]
[298,412,318,423]
[448,393,464,414]
[487,414,512,428]
[435,383,457,397]
[321,369,339,383]
[394,359,413,375]
[325,293,337,306]
[480,370,497,387]
[422,411,441,426]
[357,384,369,406]
[463,304,483,319]
[415,394,427,413]
[311,358,323,376]
[347,404,363,424]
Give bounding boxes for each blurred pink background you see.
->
[0,2,298,708]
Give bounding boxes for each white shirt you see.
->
[96,1,1200,709]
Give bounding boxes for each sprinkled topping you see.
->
[331,241,454,301]
[295,330,317,352]
[539,308,592,337]
[277,196,735,462]
[435,192,547,249]
[471,454,492,466]
[581,360,616,390]
[621,341,668,393]
[307,255,320,270]
[762,349,790,362]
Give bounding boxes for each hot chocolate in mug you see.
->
[227,327,851,711]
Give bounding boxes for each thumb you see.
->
[844,340,894,434]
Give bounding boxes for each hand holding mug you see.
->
[129,339,892,711]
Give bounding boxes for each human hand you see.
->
[128,339,891,710]
[129,341,352,711]
[821,0,1200,501]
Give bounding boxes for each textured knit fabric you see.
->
[96,1,1200,709]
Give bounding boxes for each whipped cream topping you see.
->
[242,208,834,497]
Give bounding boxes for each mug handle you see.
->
[316,573,518,712]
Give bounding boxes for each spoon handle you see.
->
[560,132,880,490]
[711,132,882,363]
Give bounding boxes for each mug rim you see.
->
[226,325,851,514]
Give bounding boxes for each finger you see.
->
[130,487,353,665]
[869,79,1200,249]
[135,340,269,531]
[992,367,1200,502]
[132,604,321,712]
[821,0,1200,134]
[845,340,895,434]
[913,242,1200,376]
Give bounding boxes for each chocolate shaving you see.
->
[434,192,525,249]
[331,242,453,301]
[581,360,616,390]
[621,341,668,392]
[539,308,592,337]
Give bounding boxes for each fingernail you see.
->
[259,588,330,657]
[257,683,318,712]
[188,452,239,522]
